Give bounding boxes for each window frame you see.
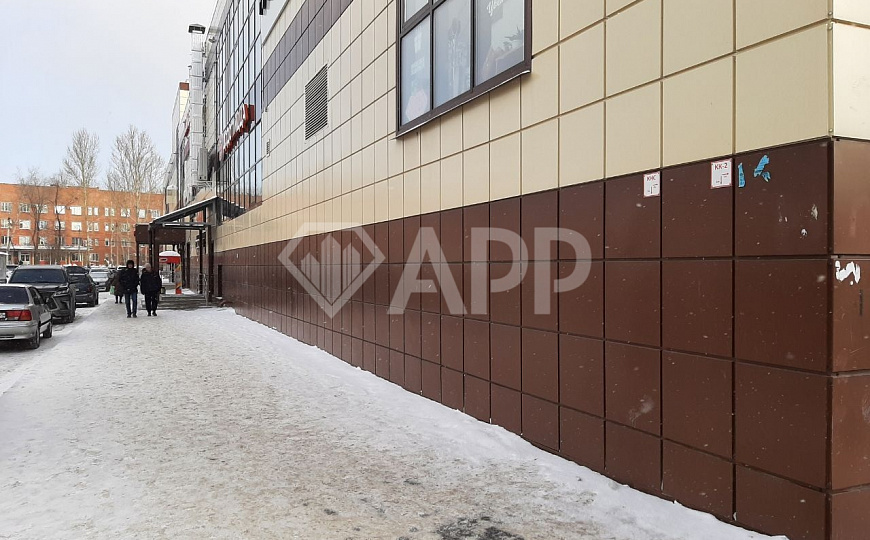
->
[396,0,532,136]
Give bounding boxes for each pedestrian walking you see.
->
[110,271,124,304]
[140,263,162,317]
[118,260,140,318]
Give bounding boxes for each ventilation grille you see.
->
[305,66,329,140]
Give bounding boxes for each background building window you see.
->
[0,202,12,213]
[398,0,529,133]
[71,206,82,216]
[138,209,146,219]
[55,205,66,214]
[37,220,47,230]
[19,236,31,246]
[71,222,83,232]
[19,220,30,230]
[19,203,30,213]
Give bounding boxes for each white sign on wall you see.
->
[711,159,733,189]
[643,172,661,198]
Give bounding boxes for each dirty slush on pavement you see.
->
[0,302,770,540]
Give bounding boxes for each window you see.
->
[397,0,529,133]
[19,203,30,213]
[19,253,30,264]
[88,222,99,232]
[72,237,84,247]
[37,205,47,214]
[19,220,30,230]
[90,253,99,263]
[55,205,66,214]
[1,218,12,229]
[71,222,83,232]
[120,223,131,233]
[0,236,9,245]
[19,236,31,246]
[87,207,93,216]
[38,237,47,246]
[71,206,82,216]
[104,223,109,232]
[104,239,110,247]
[120,208,130,218]
[150,210,161,219]
[54,221,66,231]
[104,207,110,217]
[0,202,11,213]
[72,253,83,263]
[38,220,47,231]
[138,209,146,220]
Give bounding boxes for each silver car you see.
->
[0,284,54,349]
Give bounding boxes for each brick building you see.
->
[0,182,164,267]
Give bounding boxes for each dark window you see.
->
[305,65,329,139]
[0,287,30,304]
[397,0,531,135]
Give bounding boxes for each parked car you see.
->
[64,265,89,276]
[89,269,111,291]
[68,272,99,306]
[5,264,19,281]
[0,284,54,348]
[8,266,77,324]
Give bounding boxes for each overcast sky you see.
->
[0,0,216,184]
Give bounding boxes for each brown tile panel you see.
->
[734,259,828,372]
[735,466,827,540]
[735,141,830,257]
[491,384,521,435]
[559,181,604,259]
[559,335,604,417]
[522,394,559,450]
[832,374,870,489]
[662,260,732,357]
[605,342,661,435]
[464,376,491,422]
[464,319,491,380]
[605,174,661,259]
[491,324,521,390]
[833,139,870,255]
[605,261,661,347]
[605,422,662,495]
[522,329,559,402]
[831,489,870,540]
[832,259,870,372]
[662,352,732,459]
[662,442,733,519]
[559,261,603,338]
[735,364,828,488]
[560,408,604,471]
[441,367,464,410]
[662,161,733,258]
[522,190,559,261]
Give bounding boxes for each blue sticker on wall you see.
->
[753,155,771,182]
[738,163,745,188]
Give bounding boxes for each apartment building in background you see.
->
[0,182,164,266]
[161,1,870,538]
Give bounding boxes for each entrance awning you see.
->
[152,196,243,226]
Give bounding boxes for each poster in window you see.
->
[434,0,471,107]
[475,0,525,84]
[401,18,432,125]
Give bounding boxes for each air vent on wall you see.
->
[305,65,329,140]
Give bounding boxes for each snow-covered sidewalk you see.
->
[0,301,778,540]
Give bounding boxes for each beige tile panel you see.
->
[441,108,464,157]
[490,79,522,139]
[607,0,637,15]
[521,118,560,194]
[420,162,441,214]
[440,153,464,210]
[735,24,830,152]
[521,47,560,128]
[561,0,605,39]
[420,120,441,165]
[835,0,870,24]
[606,0,662,96]
[559,102,605,186]
[490,133,522,200]
[663,58,734,166]
[463,144,491,205]
[606,82,662,177]
[736,0,829,49]
[463,98,491,150]
[833,24,870,139]
[560,22,605,113]
[404,169,422,217]
[663,0,733,75]
[533,0,561,54]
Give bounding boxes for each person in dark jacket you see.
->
[110,271,123,304]
[118,259,140,318]
[140,263,162,317]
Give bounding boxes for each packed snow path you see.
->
[0,295,777,540]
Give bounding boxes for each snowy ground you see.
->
[0,296,781,540]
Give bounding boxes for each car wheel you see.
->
[27,330,40,349]
[94,294,99,306]
[42,321,53,338]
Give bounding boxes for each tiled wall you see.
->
[215,0,859,253]
[215,138,870,540]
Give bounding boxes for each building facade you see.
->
[181,1,870,538]
[0,182,164,266]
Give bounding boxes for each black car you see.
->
[68,272,99,307]
[8,266,77,324]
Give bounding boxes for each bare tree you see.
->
[47,174,70,265]
[17,168,52,258]
[62,129,100,264]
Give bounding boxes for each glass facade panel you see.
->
[404,0,428,22]
[474,0,525,84]
[434,0,471,107]
[401,18,432,125]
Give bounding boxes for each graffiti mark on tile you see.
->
[835,261,862,285]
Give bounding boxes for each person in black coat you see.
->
[140,263,162,317]
[118,259,140,318]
